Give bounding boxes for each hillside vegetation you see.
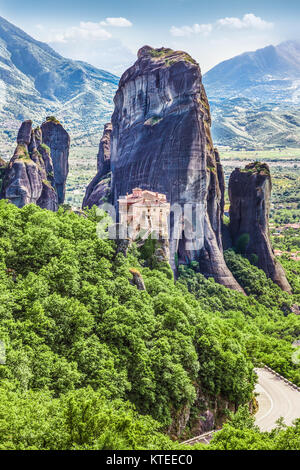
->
[0,201,299,449]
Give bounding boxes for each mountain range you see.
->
[203,41,300,148]
[1,15,300,151]
[0,16,118,153]
[204,41,300,103]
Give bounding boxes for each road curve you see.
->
[255,368,300,431]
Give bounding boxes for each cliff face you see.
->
[84,46,243,292]
[41,119,70,204]
[0,158,7,192]
[229,162,292,293]
[82,122,112,209]
[0,118,69,211]
[97,122,112,174]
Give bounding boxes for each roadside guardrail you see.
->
[182,366,300,446]
[181,430,217,446]
[261,365,300,392]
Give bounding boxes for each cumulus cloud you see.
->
[46,17,132,43]
[217,13,273,31]
[50,22,112,43]
[170,13,273,37]
[170,23,212,37]
[100,17,133,27]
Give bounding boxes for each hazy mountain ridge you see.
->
[204,41,300,102]
[0,16,118,154]
[1,16,300,153]
[203,41,300,148]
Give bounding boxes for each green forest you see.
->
[0,200,299,450]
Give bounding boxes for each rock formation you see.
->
[229,162,292,293]
[97,122,112,174]
[41,118,70,204]
[129,268,146,291]
[0,158,7,187]
[83,46,244,293]
[0,118,70,211]
[82,123,112,209]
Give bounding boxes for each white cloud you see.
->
[170,23,212,37]
[48,36,136,75]
[50,22,112,43]
[170,13,273,37]
[217,13,273,31]
[43,17,132,44]
[100,17,132,27]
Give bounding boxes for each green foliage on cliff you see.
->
[0,201,299,450]
[45,116,61,125]
[40,143,50,153]
[236,233,250,254]
[149,48,173,58]
[148,47,197,66]
[241,161,270,176]
[15,144,30,161]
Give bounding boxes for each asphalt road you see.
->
[255,368,300,431]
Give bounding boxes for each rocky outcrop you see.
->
[168,389,235,439]
[82,123,112,209]
[41,118,70,204]
[84,46,243,292]
[291,305,300,315]
[229,162,292,293]
[129,268,146,291]
[97,122,112,174]
[0,158,7,192]
[0,118,69,211]
[82,172,111,209]
[17,120,32,145]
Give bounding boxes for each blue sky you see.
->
[1,0,299,74]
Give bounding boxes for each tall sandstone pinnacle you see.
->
[41,119,70,205]
[83,46,244,293]
[0,118,70,210]
[229,162,292,293]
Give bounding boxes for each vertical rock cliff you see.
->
[229,162,292,293]
[0,118,70,211]
[41,118,70,205]
[0,157,7,192]
[83,46,243,292]
[82,122,112,209]
[97,122,112,175]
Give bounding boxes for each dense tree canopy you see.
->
[0,200,299,450]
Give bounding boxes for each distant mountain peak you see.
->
[0,15,119,149]
[204,40,300,102]
[0,15,61,58]
[203,40,300,149]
